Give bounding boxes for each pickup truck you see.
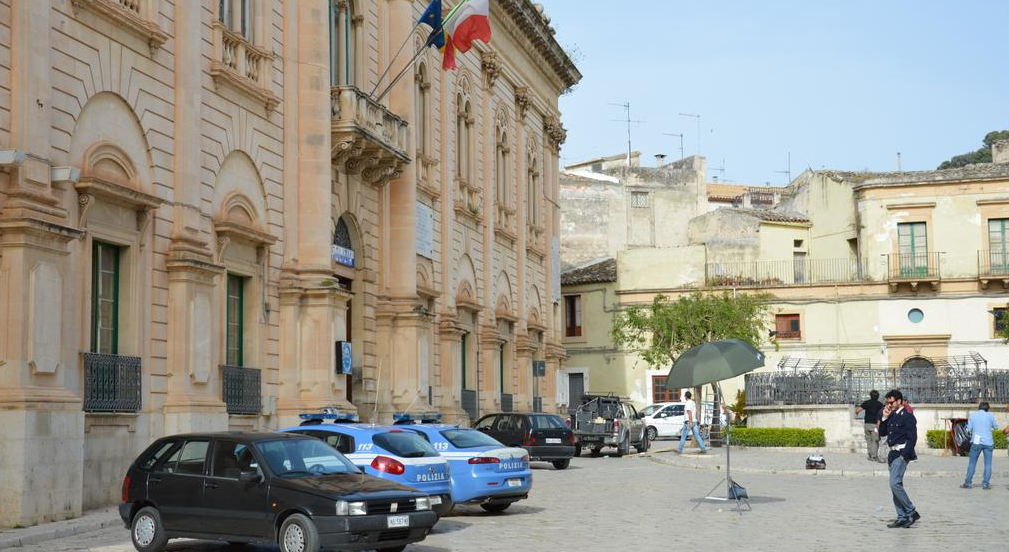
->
[569,394,648,457]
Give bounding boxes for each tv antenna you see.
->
[774,151,792,185]
[712,158,726,180]
[679,113,701,155]
[664,132,685,161]
[610,102,645,166]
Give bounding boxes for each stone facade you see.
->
[0,0,579,527]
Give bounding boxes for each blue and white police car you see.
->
[280,410,453,516]
[402,424,532,513]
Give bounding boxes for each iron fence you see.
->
[886,252,942,281]
[222,365,262,415]
[747,353,1009,405]
[978,250,1009,277]
[83,352,142,413]
[501,393,514,413]
[461,389,478,421]
[705,257,871,288]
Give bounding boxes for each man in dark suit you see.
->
[878,389,920,528]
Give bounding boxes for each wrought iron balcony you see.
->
[886,252,942,291]
[978,250,1009,289]
[705,257,871,288]
[222,365,262,415]
[83,352,142,413]
[501,393,514,413]
[331,86,411,186]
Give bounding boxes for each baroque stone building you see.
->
[0,0,578,527]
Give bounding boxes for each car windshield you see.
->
[530,415,566,429]
[440,429,503,449]
[639,405,662,417]
[254,439,359,477]
[373,431,439,458]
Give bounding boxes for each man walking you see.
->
[855,390,884,462]
[878,389,920,528]
[962,402,999,490]
[678,391,707,454]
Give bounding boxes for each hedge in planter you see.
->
[729,427,826,447]
[926,430,1007,450]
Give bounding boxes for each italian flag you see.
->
[442,0,492,70]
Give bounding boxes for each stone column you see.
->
[276,0,349,425]
[437,315,469,423]
[0,0,86,528]
[163,0,227,434]
[514,333,535,412]
[479,324,504,413]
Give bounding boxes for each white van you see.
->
[639,401,716,441]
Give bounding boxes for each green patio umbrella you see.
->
[666,338,765,389]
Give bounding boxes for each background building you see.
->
[0,0,578,527]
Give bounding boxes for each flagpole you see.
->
[370,19,425,97]
[374,0,471,103]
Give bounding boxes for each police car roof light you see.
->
[392,411,443,423]
[298,408,359,422]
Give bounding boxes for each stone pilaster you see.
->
[479,324,506,414]
[514,332,535,412]
[436,313,469,424]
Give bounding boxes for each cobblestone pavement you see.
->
[6,450,1009,552]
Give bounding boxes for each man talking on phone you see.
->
[878,389,920,528]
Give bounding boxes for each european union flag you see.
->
[419,0,446,49]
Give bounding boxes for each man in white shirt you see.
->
[678,391,707,454]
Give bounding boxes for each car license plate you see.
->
[546,438,561,444]
[387,515,409,529]
[506,478,523,488]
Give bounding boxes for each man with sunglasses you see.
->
[878,389,920,528]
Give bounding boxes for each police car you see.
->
[402,424,532,514]
[280,410,453,516]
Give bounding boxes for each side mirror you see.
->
[239,470,262,483]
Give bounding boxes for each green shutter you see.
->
[91,242,120,355]
[226,274,244,366]
[461,333,468,390]
[499,343,505,391]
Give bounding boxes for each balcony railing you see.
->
[70,0,169,52]
[83,352,142,413]
[705,257,870,288]
[501,393,514,413]
[886,252,942,290]
[979,249,1009,276]
[331,86,411,186]
[461,389,478,421]
[222,365,262,415]
[211,22,278,110]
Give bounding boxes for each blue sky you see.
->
[546,0,1009,185]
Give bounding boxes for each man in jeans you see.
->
[962,402,1000,490]
[678,391,706,454]
[878,389,920,528]
[855,390,884,462]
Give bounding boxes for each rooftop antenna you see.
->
[610,102,645,166]
[664,132,685,161]
[711,158,726,180]
[897,152,903,172]
[679,113,701,155]
[774,151,792,185]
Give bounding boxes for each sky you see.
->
[545,0,1009,185]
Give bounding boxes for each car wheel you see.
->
[616,434,630,457]
[279,513,320,552]
[636,432,649,453]
[646,426,658,442]
[480,503,511,513]
[552,459,571,470]
[130,506,168,552]
[590,446,602,457]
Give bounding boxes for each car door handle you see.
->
[204,482,218,489]
[150,477,162,484]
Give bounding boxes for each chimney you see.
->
[993,140,1009,165]
[655,154,667,167]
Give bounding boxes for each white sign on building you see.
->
[416,201,435,259]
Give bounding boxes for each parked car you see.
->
[473,412,576,469]
[280,412,453,516]
[570,394,648,457]
[639,401,715,441]
[403,425,532,513]
[118,432,437,552]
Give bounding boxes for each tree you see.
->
[937,130,1009,170]
[610,292,773,369]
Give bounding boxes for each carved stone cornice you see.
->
[70,0,170,54]
[514,87,532,119]
[481,51,503,88]
[492,0,582,91]
[74,176,164,245]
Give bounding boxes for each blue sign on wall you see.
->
[332,245,355,268]
[336,341,353,375]
[532,360,546,377]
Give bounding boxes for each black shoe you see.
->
[903,511,920,528]
[887,519,908,528]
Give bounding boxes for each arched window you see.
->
[496,130,509,207]
[899,356,937,403]
[219,0,254,41]
[415,63,429,156]
[333,217,355,269]
[456,95,472,182]
[330,0,355,86]
[527,155,539,226]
